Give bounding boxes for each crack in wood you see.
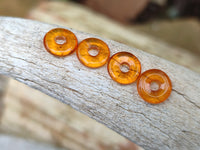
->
[0,17,200,150]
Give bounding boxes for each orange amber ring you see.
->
[76,38,110,68]
[107,52,141,84]
[137,69,172,104]
[43,28,78,56]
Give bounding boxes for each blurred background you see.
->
[0,0,200,150]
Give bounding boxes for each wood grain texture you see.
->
[29,1,200,73]
[0,17,200,150]
[1,79,131,150]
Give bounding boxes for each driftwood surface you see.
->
[1,79,132,150]
[0,17,200,150]
[29,1,200,73]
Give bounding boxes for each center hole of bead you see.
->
[88,45,99,56]
[120,63,130,73]
[150,81,160,91]
[55,36,66,45]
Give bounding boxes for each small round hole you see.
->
[88,45,99,56]
[55,36,66,45]
[150,81,160,91]
[120,63,130,73]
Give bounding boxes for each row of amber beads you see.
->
[43,28,172,104]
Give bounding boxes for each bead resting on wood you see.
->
[107,52,141,84]
[76,38,110,68]
[2,17,200,150]
[137,69,172,104]
[43,28,78,56]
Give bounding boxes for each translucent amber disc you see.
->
[107,52,141,84]
[76,38,110,68]
[43,28,78,56]
[137,69,172,104]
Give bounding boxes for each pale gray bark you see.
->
[0,17,199,150]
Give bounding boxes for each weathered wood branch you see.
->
[1,79,132,150]
[0,17,199,150]
[29,1,200,73]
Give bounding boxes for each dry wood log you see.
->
[0,17,200,150]
[1,79,131,150]
[29,1,200,73]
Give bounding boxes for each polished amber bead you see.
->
[107,52,141,84]
[137,69,172,104]
[76,38,110,68]
[43,28,78,56]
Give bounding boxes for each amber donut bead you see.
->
[76,38,110,68]
[107,52,141,84]
[43,28,78,56]
[137,69,172,104]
